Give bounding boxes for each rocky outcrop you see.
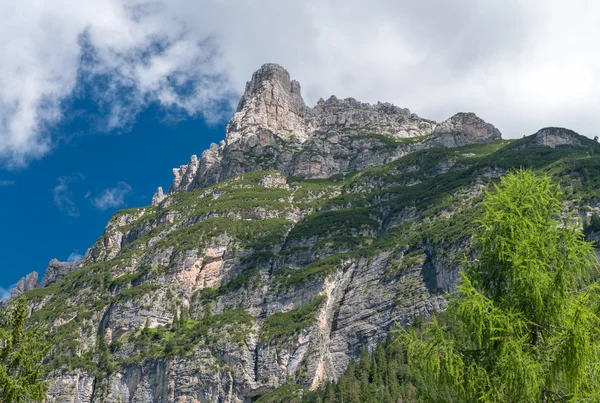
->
[169,155,199,193]
[41,258,83,287]
[427,112,502,148]
[10,271,38,299]
[531,127,586,148]
[151,187,166,206]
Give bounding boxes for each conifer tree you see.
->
[0,297,50,403]
[172,310,180,331]
[397,170,600,402]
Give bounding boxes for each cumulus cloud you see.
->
[67,252,83,262]
[53,174,84,216]
[1,0,600,166]
[91,182,132,211]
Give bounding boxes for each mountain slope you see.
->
[10,64,600,403]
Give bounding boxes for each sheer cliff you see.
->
[10,64,600,403]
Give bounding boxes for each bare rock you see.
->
[531,127,585,148]
[428,112,501,148]
[226,63,315,144]
[151,187,165,206]
[169,155,199,193]
[41,259,83,287]
[10,271,38,299]
[258,172,289,189]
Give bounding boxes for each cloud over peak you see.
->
[91,182,132,211]
[2,0,600,167]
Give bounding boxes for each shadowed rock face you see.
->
[427,112,502,148]
[153,65,501,203]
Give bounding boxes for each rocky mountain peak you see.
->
[226,63,313,144]
[531,127,585,148]
[9,271,38,300]
[151,186,166,206]
[159,65,505,198]
[428,112,502,148]
[237,63,304,111]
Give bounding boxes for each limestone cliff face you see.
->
[16,64,600,403]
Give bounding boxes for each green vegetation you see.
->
[163,170,293,217]
[260,296,326,344]
[156,217,293,253]
[0,297,50,403]
[131,308,255,361]
[286,208,381,242]
[300,309,467,403]
[396,170,600,402]
[269,169,600,403]
[256,384,304,403]
[272,254,357,289]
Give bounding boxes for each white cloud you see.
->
[2,0,600,167]
[0,284,16,301]
[91,182,132,211]
[53,174,84,217]
[67,252,83,262]
[0,180,15,186]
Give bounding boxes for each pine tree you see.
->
[179,306,189,328]
[397,170,600,402]
[0,297,50,403]
[172,310,180,331]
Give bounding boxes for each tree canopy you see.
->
[0,297,50,403]
[398,169,600,402]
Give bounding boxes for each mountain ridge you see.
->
[6,64,600,403]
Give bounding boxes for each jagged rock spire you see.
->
[152,187,166,206]
[9,272,38,299]
[226,63,315,143]
[169,155,199,193]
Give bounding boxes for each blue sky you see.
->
[3,0,600,296]
[0,94,225,294]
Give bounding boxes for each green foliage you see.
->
[0,297,50,402]
[256,384,305,402]
[260,296,326,344]
[397,170,600,402]
[272,254,357,289]
[584,212,600,241]
[156,217,292,253]
[286,208,381,242]
[117,283,161,301]
[131,308,255,361]
[164,170,293,217]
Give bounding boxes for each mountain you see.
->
[9,64,600,403]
